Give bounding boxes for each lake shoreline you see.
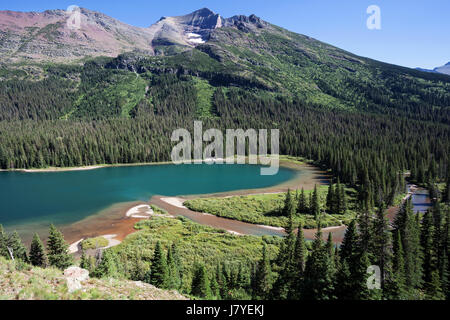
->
[3,159,331,247]
[0,162,175,173]
[61,161,333,248]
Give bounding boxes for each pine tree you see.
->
[47,224,73,270]
[80,250,92,271]
[439,251,449,300]
[270,217,296,300]
[326,183,334,214]
[289,224,306,299]
[442,164,450,203]
[191,263,211,299]
[29,233,47,267]
[210,273,221,300]
[340,220,358,264]
[371,205,393,291]
[167,243,182,290]
[326,233,334,258]
[0,224,8,258]
[339,183,347,214]
[311,185,320,218]
[253,244,272,299]
[392,231,407,294]
[432,202,443,273]
[94,249,118,278]
[302,227,335,300]
[282,189,295,218]
[425,271,445,300]
[297,188,308,215]
[148,241,169,288]
[216,263,228,299]
[358,209,372,254]
[420,211,434,285]
[7,231,28,262]
[403,209,423,291]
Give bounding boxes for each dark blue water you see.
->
[411,189,432,213]
[0,164,297,228]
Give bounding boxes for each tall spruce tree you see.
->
[29,233,47,267]
[425,271,445,300]
[402,208,423,294]
[7,231,28,262]
[191,263,211,299]
[270,215,296,300]
[282,189,295,219]
[253,244,272,300]
[297,188,308,215]
[167,243,182,290]
[326,183,334,214]
[302,226,335,300]
[420,211,435,285]
[311,185,320,219]
[442,164,450,203]
[47,224,73,270]
[289,224,307,300]
[148,241,169,288]
[94,249,118,278]
[371,205,394,292]
[0,224,8,259]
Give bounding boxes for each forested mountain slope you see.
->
[0,8,449,208]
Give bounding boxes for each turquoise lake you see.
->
[0,164,297,229]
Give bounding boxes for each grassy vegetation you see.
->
[112,216,281,293]
[150,204,169,215]
[184,186,357,229]
[192,76,215,119]
[0,257,186,300]
[81,237,109,250]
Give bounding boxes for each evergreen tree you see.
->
[297,188,308,215]
[94,249,118,278]
[191,263,211,299]
[326,183,334,214]
[371,205,393,291]
[210,273,221,300]
[80,250,92,271]
[148,241,169,288]
[289,224,307,299]
[253,244,272,299]
[282,189,295,219]
[301,226,335,300]
[340,220,358,264]
[166,243,182,290]
[403,209,423,291]
[216,263,228,299]
[442,164,450,203]
[311,185,320,218]
[420,211,435,285]
[425,271,445,300]
[432,202,443,273]
[47,224,73,270]
[358,209,372,255]
[392,231,407,294]
[270,216,296,300]
[7,231,28,262]
[339,183,347,214]
[0,224,8,259]
[29,233,47,267]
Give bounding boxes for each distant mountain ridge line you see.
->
[0,7,271,62]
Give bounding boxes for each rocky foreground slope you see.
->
[0,257,187,300]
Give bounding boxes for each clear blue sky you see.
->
[1,0,448,69]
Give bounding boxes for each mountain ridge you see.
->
[0,7,272,62]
